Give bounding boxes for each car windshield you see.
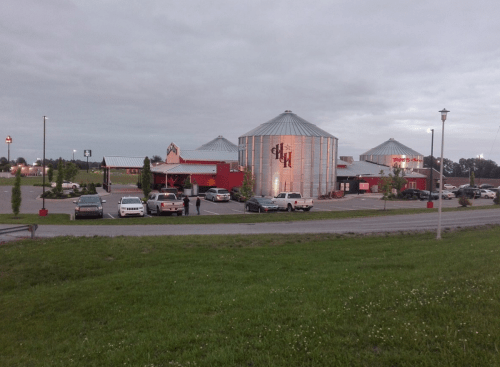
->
[158,194,177,201]
[79,196,100,203]
[122,198,141,204]
[218,189,229,194]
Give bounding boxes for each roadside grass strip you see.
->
[1,227,500,366]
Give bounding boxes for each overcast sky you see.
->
[2,0,500,165]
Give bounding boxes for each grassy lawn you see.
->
[1,227,500,366]
[0,169,139,186]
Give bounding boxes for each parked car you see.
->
[74,195,106,219]
[160,186,178,195]
[146,192,184,216]
[272,192,314,212]
[230,187,246,202]
[455,187,481,199]
[419,190,439,201]
[480,184,495,189]
[245,197,279,213]
[401,189,423,200]
[117,196,145,217]
[51,180,80,190]
[205,188,230,202]
[443,184,456,190]
[480,189,496,199]
[441,190,454,200]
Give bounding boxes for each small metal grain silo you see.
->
[238,110,338,198]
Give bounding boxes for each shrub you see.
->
[458,196,472,207]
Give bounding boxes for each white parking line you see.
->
[108,213,115,219]
[232,209,245,213]
[204,210,220,215]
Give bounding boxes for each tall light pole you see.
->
[5,135,12,164]
[73,149,76,161]
[437,108,449,240]
[427,129,434,209]
[40,116,48,216]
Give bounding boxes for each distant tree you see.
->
[0,157,7,165]
[53,158,64,195]
[141,157,152,198]
[390,165,407,196]
[379,170,393,210]
[16,157,26,165]
[64,162,79,181]
[47,163,54,182]
[11,168,22,216]
[240,166,255,200]
[150,155,163,164]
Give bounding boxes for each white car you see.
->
[441,190,454,200]
[480,189,496,199]
[51,180,80,190]
[205,188,230,202]
[117,196,145,217]
[443,184,456,190]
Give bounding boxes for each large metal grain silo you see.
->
[359,138,424,169]
[238,110,338,198]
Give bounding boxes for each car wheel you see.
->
[258,207,261,213]
[156,207,161,216]
[212,197,215,202]
[245,205,250,212]
[72,185,77,190]
[303,208,311,212]
[287,204,293,212]
[177,211,183,216]
[146,206,151,215]
[118,211,121,218]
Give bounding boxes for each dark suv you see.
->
[455,187,481,199]
[401,189,423,200]
[74,195,106,219]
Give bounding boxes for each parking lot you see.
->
[1,185,497,219]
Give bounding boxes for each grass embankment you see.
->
[0,169,139,186]
[0,205,498,225]
[1,227,500,366]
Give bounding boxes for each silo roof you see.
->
[361,138,422,156]
[241,110,335,138]
[196,135,238,152]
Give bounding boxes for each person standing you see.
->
[183,195,190,216]
[196,196,201,215]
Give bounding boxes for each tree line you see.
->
[424,156,500,178]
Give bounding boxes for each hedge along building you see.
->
[359,138,424,169]
[239,110,338,198]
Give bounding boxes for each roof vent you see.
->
[284,110,292,113]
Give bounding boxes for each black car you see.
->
[401,189,423,200]
[230,187,246,202]
[420,190,440,201]
[74,195,106,219]
[455,187,481,199]
[245,197,279,213]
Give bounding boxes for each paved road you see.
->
[2,208,500,241]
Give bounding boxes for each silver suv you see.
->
[205,188,230,202]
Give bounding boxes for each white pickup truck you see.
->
[272,192,314,212]
[146,192,184,216]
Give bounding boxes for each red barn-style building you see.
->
[151,136,244,194]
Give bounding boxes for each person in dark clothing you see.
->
[196,196,201,215]
[183,196,190,215]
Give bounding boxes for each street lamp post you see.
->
[437,108,449,240]
[427,129,434,209]
[5,135,12,163]
[40,116,48,216]
[73,149,76,161]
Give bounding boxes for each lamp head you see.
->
[439,108,449,122]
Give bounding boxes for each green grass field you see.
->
[2,227,500,366]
